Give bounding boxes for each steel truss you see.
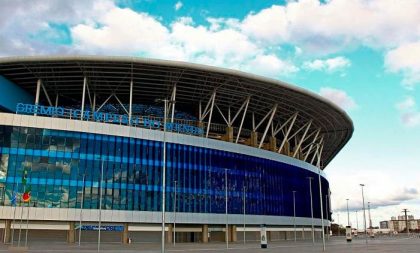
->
[0,56,353,168]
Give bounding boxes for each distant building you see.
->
[379,221,388,229]
[381,215,419,233]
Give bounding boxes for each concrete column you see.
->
[166,224,173,244]
[225,126,233,142]
[67,222,75,243]
[122,223,129,244]
[231,225,237,242]
[3,220,11,244]
[202,224,208,243]
[269,136,277,151]
[302,228,305,240]
[250,132,258,147]
[280,141,290,155]
[224,226,230,242]
[267,231,272,242]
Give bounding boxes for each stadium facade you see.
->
[0,56,353,244]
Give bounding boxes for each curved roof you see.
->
[0,55,353,168]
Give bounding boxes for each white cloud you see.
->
[72,7,170,54]
[319,87,357,110]
[385,42,420,89]
[303,56,350,72]
[396,96,415,111]
[239,0,420,54]
[69,5,298,78]
[395,96,420,127]
[174,1,183,11]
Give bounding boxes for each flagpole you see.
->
[11,181,19,245]
[17,185,25,247]
[25,199,30,246]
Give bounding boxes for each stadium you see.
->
[0,56,353,244]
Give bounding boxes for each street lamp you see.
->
[360,184,368,244]
[293,190,297,242]
[306,176,314,245]
[78,174,85,247]
[355,210,359,232]
[98,158,104,252]
[155,98,175,253]
[346,199,350,227]
[243,185,246,245]
[368,202,372,237]
[315,149,325,252]
[173,180,177,246]
[225,168,229,249]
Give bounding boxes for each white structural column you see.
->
[55,94,59,108]
[114,94,129,115]
[92,93,96,113]
[81,77,87,120]
[278,113,298,153]
[129,80,133,123]
[310,137,324,165]
[198,91,216,138]
[170,84,177,123]
[303,129,321,161]
[34,79,41,116]
[96,94,113,112]
[41,82,53,106]
[235,97,250,143]
[292,120,313,157]
[258,104,278,148]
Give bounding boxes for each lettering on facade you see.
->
[16,103,204,136]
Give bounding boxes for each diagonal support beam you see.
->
[215,104,229,125]
[200,91,216,121]
[235,97,250,143]
[129,80,133,122]
[254,107,274,131]
[303,129,321,161]
[170,84,177,123]
[114,94,129,115]
[80,77,87,120]
[278,113,298,153]
[258,104,277,148]
[41,83,53,106]
[292,120,312,157]
[205,91,216,138]
[96,93,113,112]
[273,112,298,137]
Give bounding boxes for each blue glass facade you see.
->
[0,125,330,219]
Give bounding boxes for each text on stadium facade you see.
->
[16,103,204,136]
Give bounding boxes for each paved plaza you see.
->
[1,236,419,253]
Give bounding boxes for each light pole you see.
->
[225,168,229,249]
[368,202,372,237]
[355,211,359,232]
[307,177,314,245]
[293,190,297,242]
[78,174,85,246]
[173,180,177,246]
[98,158,104,252]
[360,184,367,244]
[243,185,246,245]
[346,199,350,227]
[155,98,173,253]
[316,149,325,252]
[325,194,329,240]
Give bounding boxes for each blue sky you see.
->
[1,0,420,227]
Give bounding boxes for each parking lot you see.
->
[1,235,419,252]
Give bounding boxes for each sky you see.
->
[1,0,420,228]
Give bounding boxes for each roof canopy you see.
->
[0,55,353,168]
